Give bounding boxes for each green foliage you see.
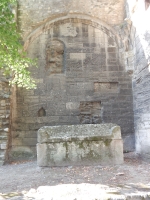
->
[0,0,36,89]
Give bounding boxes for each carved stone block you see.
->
[46,40,64,74]
[37,124,124,166]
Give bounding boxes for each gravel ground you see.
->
[0,152,150,199]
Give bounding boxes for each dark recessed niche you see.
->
[38,107,46,117]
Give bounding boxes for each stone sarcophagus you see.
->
[37,124,124,167]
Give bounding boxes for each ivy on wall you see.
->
[0,0,36,89]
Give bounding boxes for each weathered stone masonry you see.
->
[37,124,124,166]
[0,76,11,165]
[4,0,150,163]
[9,12,134,160]
[128,0,150,160]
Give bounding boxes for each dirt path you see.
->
[0,152,150,199]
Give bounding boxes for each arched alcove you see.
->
[10,15,134,161]
[24,14,121,50]
[38,107,46,117]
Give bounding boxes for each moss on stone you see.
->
[104,139,112,146]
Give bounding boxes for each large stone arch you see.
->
[24,13,122,51]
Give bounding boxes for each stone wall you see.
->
[17,0,125,39]
[10,12,134,160]
[133,33,150,159]
[0,75,11,165]
[0,0,149,163]
[127,0,150,160]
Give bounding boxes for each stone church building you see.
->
[0,0,150,165]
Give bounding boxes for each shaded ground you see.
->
[0,152,150,199]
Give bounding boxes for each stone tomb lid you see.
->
[37,124,121,143]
